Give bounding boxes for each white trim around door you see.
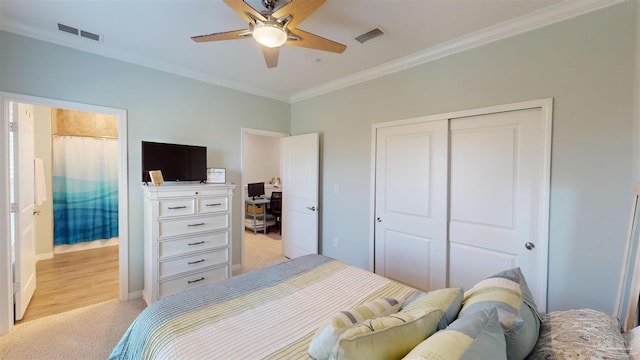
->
[0,92,129,335]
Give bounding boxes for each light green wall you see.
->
[0,30,290,293]
[291,2,638,313]
[1,2,638,313]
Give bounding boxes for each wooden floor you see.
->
[16,245,119,324]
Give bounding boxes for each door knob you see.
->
[525,242,535,250]
[377,217,382,223]
[307,206,316,211]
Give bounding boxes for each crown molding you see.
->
[0,19,290,103]
[0,0,625,104]
[289,0,626,103]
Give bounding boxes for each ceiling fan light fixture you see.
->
[253,23,287,48]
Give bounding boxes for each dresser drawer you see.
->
[197,196,229,214]
[158,199,195,218]
[158,214,229,238]
[158,266,228,299]
[159,248,229,278]
[158,231,228,259]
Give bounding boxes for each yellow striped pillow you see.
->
[308,298,402,360]
[402,288,463,329]
[402,308,507,360]
[331,307,443,360]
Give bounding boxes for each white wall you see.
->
[244,133,281,184]
[291,2,637,313]
[0,30,291,293]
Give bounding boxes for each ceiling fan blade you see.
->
[262,46,280,68]
[223,0,267,23]
[273,0,325,29]
[287,29,346,53]
[191,29,250,42]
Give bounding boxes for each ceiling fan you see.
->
[191,0,347,68]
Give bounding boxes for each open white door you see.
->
[11,102,37,321]
[281,133,319,258]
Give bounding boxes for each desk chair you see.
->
[268,191,282,235]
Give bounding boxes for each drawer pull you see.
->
[188,259,205,265]
[168,206,187,210]
[188,241,206,246]
[188,223,205,227]
[205,203,222,207]
[188,277,205,284]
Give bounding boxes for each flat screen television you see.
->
[248,182,265,200]
[142,141,207,183]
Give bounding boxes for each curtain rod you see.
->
[52,134,118,140]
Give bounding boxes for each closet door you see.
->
[374,120,448,290]
[448,108,547,310]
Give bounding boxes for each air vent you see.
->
[355,27,385,44]
[57,23,102,42]
[80,30,100,42]
[57,23,78,36]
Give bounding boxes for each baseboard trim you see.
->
[232,263,243,276]
[127,290,143,301]
[36,252,53,261]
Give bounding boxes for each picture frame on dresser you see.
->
[149,170,164,186]
[207,168,226,184]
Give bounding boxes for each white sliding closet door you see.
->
[374,120,448,290]
[372,100,550,311]
[448,108,547,310]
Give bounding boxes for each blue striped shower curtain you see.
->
[53,135,119,245]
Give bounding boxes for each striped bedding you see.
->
[109,254,417,360]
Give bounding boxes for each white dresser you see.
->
[142,183,235,304]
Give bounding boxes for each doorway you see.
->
[0,92,129,335]
[16,105,120,323]
[240,128,288,274]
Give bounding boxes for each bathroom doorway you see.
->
[0,92,129,333]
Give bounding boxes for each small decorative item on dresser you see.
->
[207,168,226,184]
[149,170,164,186]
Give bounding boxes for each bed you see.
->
[110,255,634,360]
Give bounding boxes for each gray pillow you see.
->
[459,268,540,360]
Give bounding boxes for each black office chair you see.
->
[268,191,282,235]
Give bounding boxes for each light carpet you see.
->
[243,230,287,274]
[0,298,146,360]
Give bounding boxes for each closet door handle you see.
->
[307,206,316,212]
[188,277,205,284]
[188,223,205,227]
[188,259,205,265]
[168,206,187,210]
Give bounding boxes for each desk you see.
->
[245,197,270,234]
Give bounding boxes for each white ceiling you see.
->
[0,0,621,102]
